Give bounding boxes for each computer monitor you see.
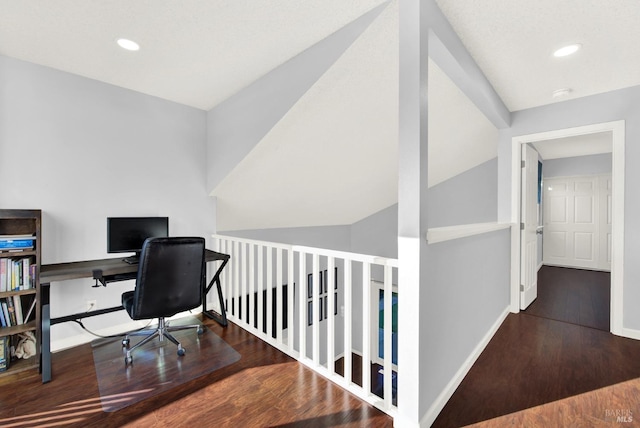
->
[107,217,169,263]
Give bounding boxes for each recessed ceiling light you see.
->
[552,88,572,98]
[553,43,581,58]
[117,38,140,51]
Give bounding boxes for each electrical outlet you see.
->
[86,300,97,312]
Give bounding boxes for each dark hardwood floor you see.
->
[1,267,631,427]
[0,315,393,428]
[524,265,610,331]
[433,266,640,427]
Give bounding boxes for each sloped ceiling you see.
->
[213,2,399,231]
[0,0,389,111]
[212,2,500,230]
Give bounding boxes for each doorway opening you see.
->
[511,120,625,335]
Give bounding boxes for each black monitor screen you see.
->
[107,217,169,254]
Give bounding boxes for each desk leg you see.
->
[203,258,229,327]
[203,277,228,327]
[41,282,51,383]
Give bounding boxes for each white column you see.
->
[397,0,429,425]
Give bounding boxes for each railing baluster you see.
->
[275,248,283,343]
[298,251,306,358]
[343,259,352,386]
[234,241,240,318]
[327,256,335,374]
[312,253,320,365]
[266,246,273,339]
[248,244,255,328]
[240,242,247,322]
[256,245,264,333]
[287,249,294,352]
[219,239,228,314]
[383,264,393,409]
[362,262,371,398]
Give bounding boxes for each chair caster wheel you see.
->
[197,326,204,335]
[177,347,186,356]
[122,338,130,347]
[125,355,133,365]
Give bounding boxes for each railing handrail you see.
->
[212,234,398,267]
[426,221,513,244]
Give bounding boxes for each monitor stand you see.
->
[122,253,140,264]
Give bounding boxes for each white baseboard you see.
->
[420,307,510,428]
[51,319,148,352]
[618,327,640,341]
[50,311,199,352]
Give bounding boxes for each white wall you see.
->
[543,153,612,178]
[0,55,215,349]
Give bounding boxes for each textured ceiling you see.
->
[0,0,387,110]
[435,0,640,111]
[2,1,638,112]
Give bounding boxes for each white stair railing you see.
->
[211,234,399,416]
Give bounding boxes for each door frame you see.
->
[510,120,625,336]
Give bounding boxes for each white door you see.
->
[520,145,538,309]
[544,174,611,271]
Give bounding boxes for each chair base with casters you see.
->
[122,317,204,364]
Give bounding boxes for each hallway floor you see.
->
[524,265,610,331]
[432,266,640,427]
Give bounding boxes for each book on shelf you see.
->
[6,298,16,326]
[0,305,6,327]
[0,259,6,292]
[30,264,37,288]
[0,234,35,240]
[0,336,8,371]
[1,301,11,327]
[12,295,23,325]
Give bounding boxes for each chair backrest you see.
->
[130,236,206,320]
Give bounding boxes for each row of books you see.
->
[0,234,35,251]
[0,296,36,328]
[0,257,36,292]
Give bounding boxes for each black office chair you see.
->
[121,236,206,365]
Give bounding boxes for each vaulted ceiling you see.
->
[2,0,637,230]
[3,0,637,112]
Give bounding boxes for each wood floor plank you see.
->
[467,377,640,427]
[0,315,392,428]
[433,313,640,427]
[527,266,610,331]
[433,268,640,427]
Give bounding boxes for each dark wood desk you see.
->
[39,249,229,383]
